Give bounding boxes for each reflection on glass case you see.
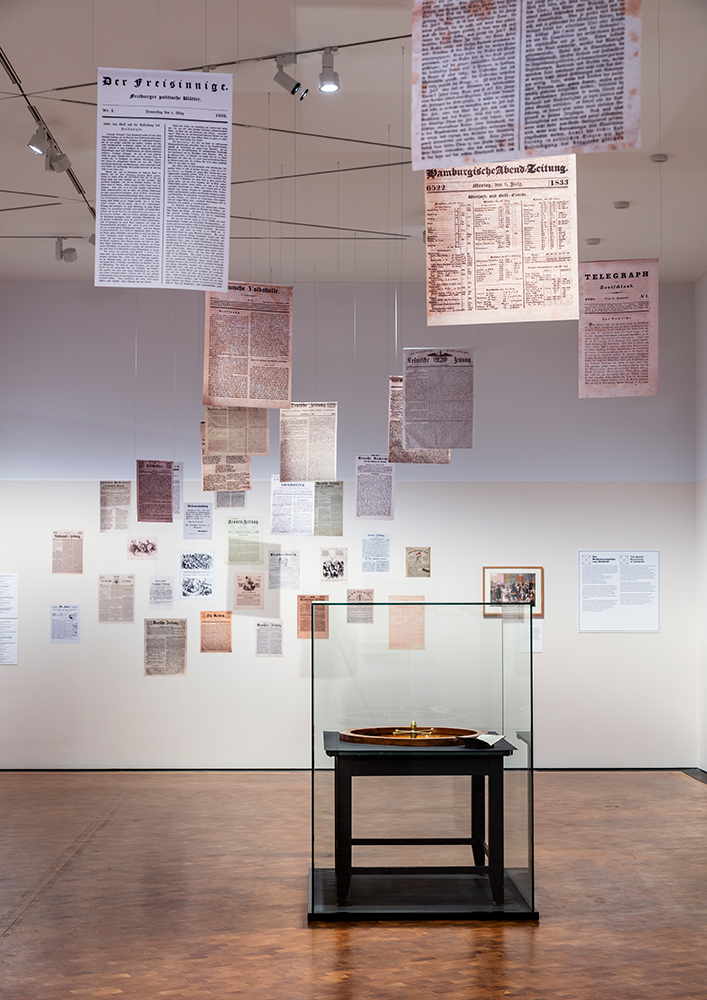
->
[308,602,537,921]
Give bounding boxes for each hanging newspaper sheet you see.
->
[267,549,301,589]
[270,477,315,535]
[96,69,232,290]
[137,461,174,523]
[579,259,658,398]
[425,155,578,325]
[172,462,184,518]
[314,482,344,536]
[347,589,374,624]
[279,402,338,483]
[255,620,283,657]
[205,406,270,455]
[406,547,431,579]
[388,376,450,465]
[227,516,262,565]
[184,502,213,540]
[0,574,18,618]
[234,573,265,610]
[52,531,83,574]
[297,595,329,640]
[403,349,474,448]
[320,548,347,583]
[0,620,18,665]
[99,481,130,531]
[355,455,395,520]
[361,533,390,573]
[412,0,641,170]
[216,491,247,509]
[578,550,659,633]
[201,423,252,493]
[149,576,174,611]
[98,574,135,624]
[50,605,80,644]
[144,618,187,675]
[388,596,425,651]
[200,611,232,652]
[203,283,292,408]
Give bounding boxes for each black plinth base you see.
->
[308,868,539,921]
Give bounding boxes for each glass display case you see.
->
[308,601,537,921]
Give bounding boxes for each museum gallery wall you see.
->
[0,278,702,770]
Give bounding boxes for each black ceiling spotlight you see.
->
[273,55,308,100]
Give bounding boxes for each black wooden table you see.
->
[323,730,515,911]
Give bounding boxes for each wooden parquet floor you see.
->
[0,769,705,1000]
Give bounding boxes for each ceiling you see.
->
[1,0,706,284]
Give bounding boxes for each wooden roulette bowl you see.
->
[339,723,481,747]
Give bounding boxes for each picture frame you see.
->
[483,566,544,618]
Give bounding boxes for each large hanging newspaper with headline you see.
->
[203,283,292,408]
[412,0,641,170]
[425,155,578,325]
[96,68,232,290]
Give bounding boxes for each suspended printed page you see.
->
[172,462,184,518]
[388,596,425,651]
[355,455,395,521]
[425,155,578,325]
[347,589,374,624]
[205,406,270,455]
[200,611,232,652]
[149,576,174,611]
[179,551,215,601]
[128,537,158,560]
[0,620,18,665]
[137,461,174,523]
[227,516,262,565]
[98,574,135,624]
[314,482,344,536]
[412,0,641,170]
[320,548,347,583]
[0,574,19,618]
[579,260,658,398]
[270,477,315,536]
[184,502,213,540]
[406,547,431,579]
[267,550,300,590]
[234,573,264,610]
[388,376,450,465]
[100,481,131,531]
[362,533,390,573]
[279,402,338,483]
[203,282,292,408]
[201,422,252,493]
[297,594,329,640]
[52,531,83,574]
[216,491,247,509]
[96,69,232,290]
[403,350,473,449]
[144,618,187,675]
[50,605,80,644]
[255,620,283,657]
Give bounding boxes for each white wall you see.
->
[0,279,700,768]
[694,272,707,770]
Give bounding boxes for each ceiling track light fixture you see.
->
[55,237,77,263]
[28,123,49,155]
[46,142,72,173]
[585,237,601,245]
[273,55,308,100]
[613,201,630,210]
[318,48,340,92]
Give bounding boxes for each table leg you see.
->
[471,773,486,866]
[334,760,352,906]
[487,757,505,906]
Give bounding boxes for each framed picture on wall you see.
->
[483,566,544,618]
